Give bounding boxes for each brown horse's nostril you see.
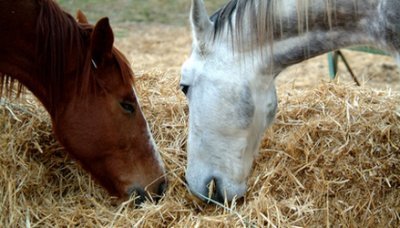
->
[127,180,167,205]
[128,187,147,205]
[157,179,168,196]
[150,179,168,203]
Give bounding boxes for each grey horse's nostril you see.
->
[198,178,225,204]
[186,177,226,204]
[210,178,224,204]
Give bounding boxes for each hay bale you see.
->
[1,75,399,226]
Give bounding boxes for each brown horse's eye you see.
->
[120,101,135,114]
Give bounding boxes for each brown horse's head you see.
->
[1,0,166,202]
[50,16,166,201]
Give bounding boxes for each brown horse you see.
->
[0,0,166,202]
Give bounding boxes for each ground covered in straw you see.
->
[1,23,400,227]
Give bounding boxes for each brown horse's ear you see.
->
[76,9,89,24]
[91,17,114,64]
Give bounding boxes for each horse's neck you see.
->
[0,0,80,113]
[0,1,48,101]
[247,0,400,72]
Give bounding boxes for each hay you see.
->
[1,23,399,227]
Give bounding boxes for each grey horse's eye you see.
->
[180,84,190,95]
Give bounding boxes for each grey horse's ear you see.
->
[190,0,213,43]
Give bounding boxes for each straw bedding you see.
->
[1,24,399,227]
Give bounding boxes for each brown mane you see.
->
[0,0,134,113]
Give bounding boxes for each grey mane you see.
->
[207,0,399,69]
[210,0,243,39]
[209,0,368,47]
[210,0,275,46]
